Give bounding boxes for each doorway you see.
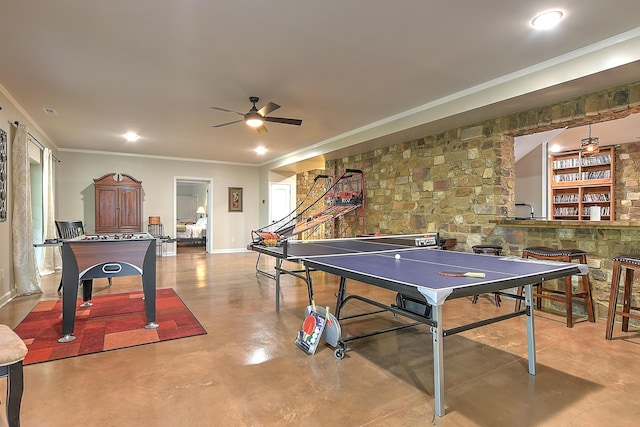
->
[174,177,213,253]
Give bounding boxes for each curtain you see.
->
[11,123,42,295]
[38,148,61,275]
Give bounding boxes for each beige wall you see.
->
[56,151,260,253]
[1,84,262,305]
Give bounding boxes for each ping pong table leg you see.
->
[335,277,347,319]
[431,304,445,417]
[275,258,282,312]
[524,284,537,375]
[304,266,314,306]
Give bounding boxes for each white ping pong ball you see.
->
[395,254,401,259]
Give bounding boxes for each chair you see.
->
[605,255,640,339]
[55,220,111,293]
[55,220,85,240]
[0,324,28,427]
[471,245,503,306]
[438,238,457,251]
[516,246,595,328]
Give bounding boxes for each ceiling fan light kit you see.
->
[211,96,302,134]
[245,112,264,128]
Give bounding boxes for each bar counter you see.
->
[491,219,640,230]
[486,218,640,321]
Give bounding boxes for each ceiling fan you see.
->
[210,96,303,135]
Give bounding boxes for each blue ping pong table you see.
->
[249,234,440,311]
[292,239,587,417]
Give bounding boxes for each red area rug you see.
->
[14,288,206,365]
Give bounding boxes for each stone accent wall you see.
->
[324,81,640,246]
[295,169,337,238]
[296,169,326,214]
[327,83,639,223]
[615,142,640,220]
[325,129,511,249]
[310,79,640,320]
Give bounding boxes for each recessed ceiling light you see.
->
[43,107,57,115]
[531,10,564,30]
[255,146,267,155]
[123,132,140,142]
[549,144,563,153]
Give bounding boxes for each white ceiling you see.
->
[1,1,640,169]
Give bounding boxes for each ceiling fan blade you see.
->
[209,106,245,116]
[264,116,303,126]
[256,125,269,135]
[212,119,244,128]
[258,102,281,116]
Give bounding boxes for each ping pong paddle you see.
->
[438,271,486,278]
[302,313,316,336]
[300,299,318,338]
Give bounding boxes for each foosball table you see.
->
[59,233,158,343]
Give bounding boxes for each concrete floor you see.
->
[1,250,639,426]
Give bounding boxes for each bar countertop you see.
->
[491,218,640,230]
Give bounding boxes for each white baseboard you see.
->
[161,248,249,257]
[0,290,13,309]
[209,248,250,254]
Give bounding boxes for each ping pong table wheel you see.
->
[334,342,347,359]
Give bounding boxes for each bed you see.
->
[176,217,207,243]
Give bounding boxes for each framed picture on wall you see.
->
[228,187,243,212]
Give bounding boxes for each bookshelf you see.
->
[549,146,614,220]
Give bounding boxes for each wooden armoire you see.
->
[94,173,142,234]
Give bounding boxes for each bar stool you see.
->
[605,255,640,340]
[0,324,28,427]
[471,245,503,307]
[438,237,457,251]
[516,246,595,328]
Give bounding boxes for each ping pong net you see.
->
[280,233,439,259]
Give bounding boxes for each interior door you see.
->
[270,183,291,224]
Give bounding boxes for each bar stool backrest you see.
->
[55,220,85,240]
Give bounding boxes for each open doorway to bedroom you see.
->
[174,177,213,254]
